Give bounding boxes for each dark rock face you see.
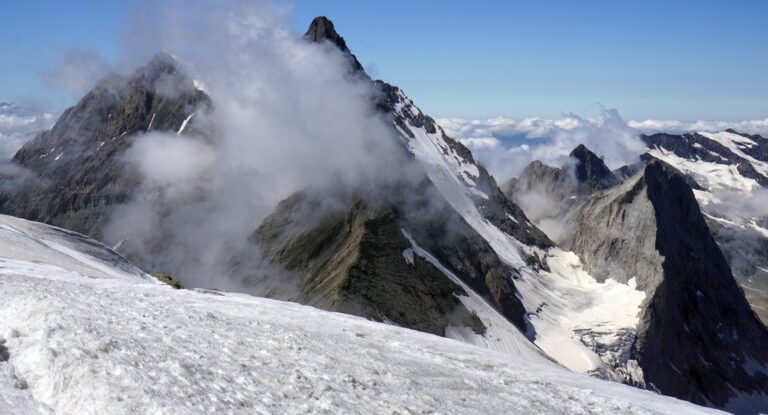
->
[569,144,618,191]
[253,192,481,336]
[726,129,768,162]
[0,53,211,239]
[252,179,528,336]
[568,160,768,411]
[305,16,350,53]
[304,16,365,73]
[505,144,619,203]
[612,161,644,181]
[502,160,574,200]
[641,131,768,325]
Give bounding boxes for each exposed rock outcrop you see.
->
[567,159,768,410]
[502,144,619,243]
[304,16,365,73]
[0,52,211,239]
[569,144,618,192]
[642,130,768,325]
[251,179,530,336]
[243,17,547,344]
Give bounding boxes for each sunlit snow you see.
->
[0,214,719,414]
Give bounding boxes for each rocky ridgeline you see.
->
[0,15,766,413]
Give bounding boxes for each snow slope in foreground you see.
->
[0,215,721,414]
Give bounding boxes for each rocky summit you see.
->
[0,52,211,239]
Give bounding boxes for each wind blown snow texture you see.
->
[0,214,722,414]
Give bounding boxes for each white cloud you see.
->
[628,118,768,136]
[458,137,501,150]
[440,112,768,182]
[0,103,57,160]
[41,49,112,98]
[441,115,585,141]
[103,2,408,293]
[441,109,645,181]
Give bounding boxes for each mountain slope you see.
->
[501,144,618,242]
[275,19,695,398]
[243,16,570,360]
[251,181,549,361]
[570,143,619,192]
[0,214,722,415]
[567,159,768,411]
[502,144,768,412]
[0,53,210,239]
[643,130,768,323]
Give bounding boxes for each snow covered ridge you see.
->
[645,130,768,195]
[389,83,649,383]
[0,214,721,414]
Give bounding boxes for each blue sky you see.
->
[1,0,766,121]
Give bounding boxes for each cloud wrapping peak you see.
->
[103,2,406,293]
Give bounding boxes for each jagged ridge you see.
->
[568,159,768,409]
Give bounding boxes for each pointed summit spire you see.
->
[305,16,364,73]
[305,16,350,52]
[569,144,616,189]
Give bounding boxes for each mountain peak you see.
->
[140,51,183,81]
[568,156,768,407]
[569,144,616,189]
[305,16,350,52]
[305,16,364,73]
[146,50,178,67]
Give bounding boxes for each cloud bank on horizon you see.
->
[438,112,768,182]
[0,103,57,160]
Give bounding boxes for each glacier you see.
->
[0,214,722,414]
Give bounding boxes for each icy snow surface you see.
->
[647,137,768,242]
[699,131,768,177]
[147,113,156,132]
[401,229,554,365]
[647,147,761,197]
[0,214,720,414]
[177,113,195,135]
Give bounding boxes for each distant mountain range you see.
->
[0,16,766,414]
